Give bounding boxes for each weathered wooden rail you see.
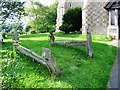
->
[54,41,86,46]
[15,45,60,76]
[49,31,93,57]
[12,30,60,76]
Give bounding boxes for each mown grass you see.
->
[55,32,112,41]
[2,32,117,88]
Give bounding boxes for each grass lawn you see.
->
[1,32,117,88]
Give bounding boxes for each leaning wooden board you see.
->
[15,45,61,76]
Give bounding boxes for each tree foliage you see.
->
[25,25,32,33]
[0,23,23,31]
[25,1,44,33]
[0,0,25,24]
[26,1,58,33]
[59,7,82,33]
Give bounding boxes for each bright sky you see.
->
[38,0,55,6]
[21,0,55,6]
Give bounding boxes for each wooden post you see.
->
[16,45,61,76]
[13,29,19,46]
[87,30,92,57]
[42,48,60,75]
[48,31,55,44]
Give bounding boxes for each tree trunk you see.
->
[35,15,38,33]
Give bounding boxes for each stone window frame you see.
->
[110,10,115,25]
[70,4,71,7]
[109,9,118,26]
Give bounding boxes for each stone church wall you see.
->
[82,1,109,35]
[64,2,83,11]
[56,0,109,35]
[56,0,82,31]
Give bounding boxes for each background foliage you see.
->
[26,1,58,33]
[0,0,25,25]
[59,7,82,34]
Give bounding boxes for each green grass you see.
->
[55,32,112,41]
[2,33,117,88]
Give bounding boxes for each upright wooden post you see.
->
[42,48,60,75]
[48,31,55,44]
[13,29,19,46]
[87,30,92,57]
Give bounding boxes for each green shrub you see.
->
[59,23,73,34]
[9,30,14,36]
[21,30,26,34]
[40,30,48,33]
[2,32,7,38]
[1,50,20,88]
[16,30,25,35]
[29,30,36,34]
[59,6,82,33]
[17,30,21,35]
[26,25,32,33]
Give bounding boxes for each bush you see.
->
[26,25,32,33]
[21,30,26,34]
[2,32,7,38]
[29,30,36,34]
[17,30,21,35]
[1,50,20,88]
[40,30,48,33]
[38,24,55,33]
[9,29,14,36]
[17,30,25,35]
[59,23,73,34]
[59,6,82,33]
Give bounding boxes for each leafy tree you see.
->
[0,24,8,32]
[0,0,25,24]
[26,1,58,33]
[26,25,32,33]
[25,1,44,33]
[59,7,82,33]
[46,1,58,26]
[0,23,23,32]
[44,1,58,32]
[14,23,23,31]
[0,0,26,40]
